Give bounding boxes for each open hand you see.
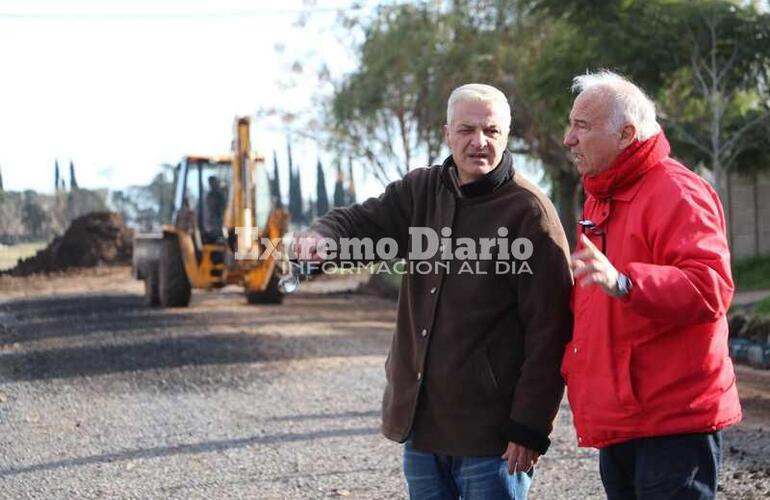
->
[571,234,622,297]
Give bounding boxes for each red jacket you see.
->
[562,132,742,448]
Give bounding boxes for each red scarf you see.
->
[583,132,671,199]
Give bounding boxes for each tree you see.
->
[331,3,463,185]
[110,189,139,226]
[22,190,48,238]
[332,1,586,238]
[528,0,770,194]
[272,151,283,209]
[346,158,356,205]
[487,0,690,243]
[145,172,174,225]
[66,187,108,222]
[109,168,174,230]
[330,0,770,245]
[69,160,79,189]
[0,165,4,193]
[316,159,329,216]
[333,161,346,208]
[658,1,770,191]
[484,0,770,240]
[287,140,304,224]
[54,160,61,192]
[0,191,24,242]
[331,1,590,239]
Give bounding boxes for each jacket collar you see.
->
[582,132,670,201]
[441,150,514,198]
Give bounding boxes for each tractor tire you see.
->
[245,273,284,305]
[144,265,160,306]
[159,237,191,308]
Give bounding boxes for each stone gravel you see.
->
[0,269,768,499]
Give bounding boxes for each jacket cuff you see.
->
[504,420,551,455]
[308,223,337,241]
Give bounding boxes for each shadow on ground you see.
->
[0,291,394,382]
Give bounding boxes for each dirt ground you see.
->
[0,267,768,499]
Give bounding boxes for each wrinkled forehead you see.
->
[450,98,511,129]
[570,89,614,123]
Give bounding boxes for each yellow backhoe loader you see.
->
[132,116,289,307]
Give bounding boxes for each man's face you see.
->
[444,99,509,185]
[564,90,625,177]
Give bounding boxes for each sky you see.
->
[0,0,383,199]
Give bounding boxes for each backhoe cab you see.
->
[132,116,289,307]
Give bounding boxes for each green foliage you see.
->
[754,295,770,317]
[0,186,107,243]
[110,170,174,231]
[332,4,439,180]
[54,160,60,192]
[654,0,770,186]
[332,0,770,242]
[333,162,346,208]
[287,141,304,224]
[69,160,78,189]
[67,188,107,222]
[733,253,770,291]
[346,160,356,205]
[22,190,47,237]
[272,152,283,209]
[331,2,501,183]
[316,159,329,217]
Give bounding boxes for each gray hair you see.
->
[447,83,511,131]
[572,70,661,141]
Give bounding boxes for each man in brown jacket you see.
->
[295,84,572,499]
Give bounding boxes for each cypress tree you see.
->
[294,164,304,223]
[54,160,61,192]
[69,160,78,189]
[333,161,346,207]
[316,159,329,216]
[272,151,283,208]
[346,157,356,204]
[287,140,304,223]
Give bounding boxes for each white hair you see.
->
[571,70,661,141]
[447,83,511,131]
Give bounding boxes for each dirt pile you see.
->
[4,212,133,276]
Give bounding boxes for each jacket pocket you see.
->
[561,341,583,382]
[479,350,500,397]
[616,347,642,410]
[458,351,501,404]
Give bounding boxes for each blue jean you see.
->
[403,440,532,500]
[599,432,722,500]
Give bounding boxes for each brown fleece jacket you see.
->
[311,152,573,456]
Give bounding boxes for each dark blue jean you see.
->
[403,440,532,500]
[599,432,722,500]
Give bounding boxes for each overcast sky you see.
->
[0,0,380,198]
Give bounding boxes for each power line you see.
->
[0,8,351,21]
[0,1,418,21]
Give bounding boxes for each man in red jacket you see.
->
[563,70,741,499]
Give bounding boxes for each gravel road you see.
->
[0,268,768,499]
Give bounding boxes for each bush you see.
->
[754,295,770,318]
[732,254,770,291]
